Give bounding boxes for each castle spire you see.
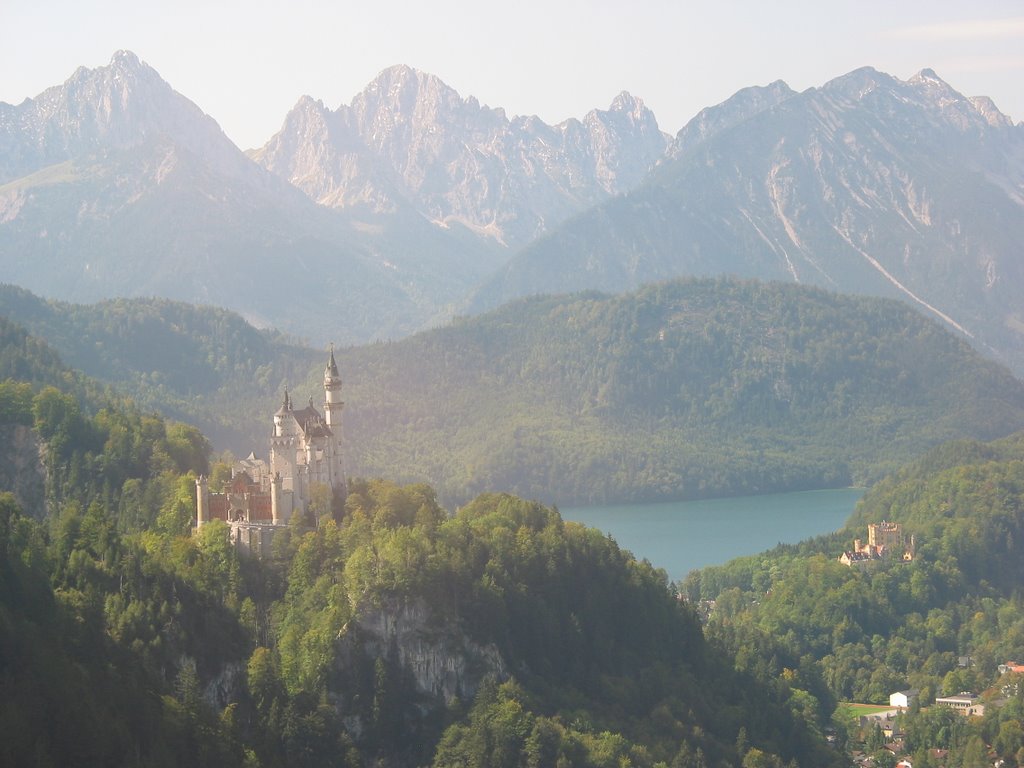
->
[326,343,340,378]
[321,346,347,500]
[323,346,344,430]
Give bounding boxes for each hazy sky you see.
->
[2,1,1022,150]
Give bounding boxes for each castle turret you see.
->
[273,390,290,437]
[324,346,344,430]
[271,472,282,525]
[322,347,347,499]
[195,475,209,529]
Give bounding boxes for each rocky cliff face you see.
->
[0,425,47,519]
[666,79,796,158]
[251,65,670,248]
[334,596,505,714]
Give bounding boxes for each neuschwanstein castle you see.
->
[194,349,347,554]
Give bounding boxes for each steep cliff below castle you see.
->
[0,424,47,519]
[336,596,506,713]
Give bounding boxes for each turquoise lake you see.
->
[562,488,865,583]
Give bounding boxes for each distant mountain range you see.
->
[469,67,1024,373]
[250,65,669,249]
[0,52,505,344]
[1,53,1023,375]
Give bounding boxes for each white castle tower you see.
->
[268,349,347,517]
[195,349,348,553]
[323,346,346,490]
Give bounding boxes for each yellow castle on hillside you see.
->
[839,521,915,567]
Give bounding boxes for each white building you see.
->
[889,689,919,709]
[196,349,347,552]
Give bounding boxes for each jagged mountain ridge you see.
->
[0,50,252,185]
[468,66,1024,375]
[0,52,506,344]
[250,64,670,247]
[4,54,1024,372]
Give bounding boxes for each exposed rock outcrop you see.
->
[251,65,670,248]
[336,596,506,708]
[0,424,47,519]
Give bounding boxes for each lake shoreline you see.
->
[562,487,865,582]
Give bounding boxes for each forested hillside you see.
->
[5,279,1024,507]
[334,279,1024,504]
[0,319,838,766]
[684,431,1024,766]
[0,285,321,449]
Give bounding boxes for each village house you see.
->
[889,689,919,709]
[935,691,982,716]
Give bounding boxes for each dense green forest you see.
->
[683,431,1024,766]
[335,279,1024,504]
[0,284,321,449]
[3,279,1024,506]
[0,317,838,767]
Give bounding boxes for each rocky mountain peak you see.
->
[247,94,334,178]
[109,49,145,72]
[0,50,245,184]
[584,92,661,134]
[905,67,1016,134]
[608,91,649,120]
[25,49,169,135]
[294,94,327,114]
[355,64,463,117]
[807,66,1018,139]
[907,67,962,101]
[819,66,897,102]
[969,96,1015,129]
[578,92,668,192]
[56,50,156,96]
[668,79,796,157]
[253,66,669,247]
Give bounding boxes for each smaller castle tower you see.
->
[271,472,282,525]
[323,345,347,502]
[324,346,344,430]
[195,475,209,529]
[273,391,290,438]
[868,521,903,552]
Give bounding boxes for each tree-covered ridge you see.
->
[5,278,1023,506]
[266,480,839,768]
[334,278,1024,504]
[0,320,837,766]
[0,319,251,765]
[0,312,116,421]
[0,284,321,448]
[683,431,1024,766]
